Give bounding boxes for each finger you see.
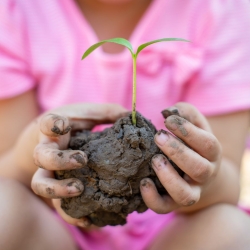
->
[66,103,128,122]
[164,115,221,161]
[63,103,128,131]
[31,168,84,199]
[33,142,87,170]
[151,154,201,206]
[161,102,211,132]
[40,114,71,137]
[154,130,215,183]
[52,199,92,228]
[140,178,179,213]
[40,104,128,136]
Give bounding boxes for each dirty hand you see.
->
[140,102,222,213]
[31,103,127,227]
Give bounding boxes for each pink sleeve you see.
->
[184,0,250,116]
[0,0,35,99]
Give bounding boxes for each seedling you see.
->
[82,38,189,126]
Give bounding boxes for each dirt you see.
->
[55,112,182,227]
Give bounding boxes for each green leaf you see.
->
[82,38,134,59]
[136,38,190,56]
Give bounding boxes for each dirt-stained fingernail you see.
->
[155,130,169,146]
[51,119,64,134]
[185,200,196,206]
[151,154,168,170]
[161,109,172,118]
[51,119,71,135]
[63,126,71,134]
[140,179,151,189]
[70,153,87,166]
[161,107,180,118]
[170,108,180,116]
[67,181,84,194]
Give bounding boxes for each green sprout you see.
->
[82,38,189,126]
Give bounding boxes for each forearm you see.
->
[0,90,40,186]
[176,157,240,213]
[0,122,39,187]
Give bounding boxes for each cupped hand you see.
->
[140,102,222,213]
[31,103,127,227]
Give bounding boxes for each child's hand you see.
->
[140,102,222,213]
[31,103,127,228]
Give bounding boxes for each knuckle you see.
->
[203,136,217,152]
[161,175,177,187]
[48,149,58,162]
[192,161,211,182]
[168,141,184,159]
[178,192,198,207]
[48,150,67,169]
[33,145,42,166]
[31,181,44,197]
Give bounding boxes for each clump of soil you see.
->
[55,113,179,227]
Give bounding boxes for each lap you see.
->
[0,178,77,250]
[55,203,250,250]
[2,178,250,250]
[149,204,250,250]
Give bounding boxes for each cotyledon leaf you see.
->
[135,38,190,57]
[82,38,134,59]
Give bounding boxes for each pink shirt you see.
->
[1,0,250,130]
[1,1,250,249]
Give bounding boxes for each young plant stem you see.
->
[132,54,137,126]
[81,37,189,127]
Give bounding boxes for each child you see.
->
[1,0,250,249]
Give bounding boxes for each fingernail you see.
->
[186,200,196,206]
[51,119,64,134]
[140,179,151,189]
[155,130,169,146]
[151,154,168,170]
[67,182,83,194]
[63,126,71,134]
[161,109,172,118]
[161,107,179,118]
[70,153,87,166]
[170,108,180,116]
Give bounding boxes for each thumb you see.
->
[64,103,128,131]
